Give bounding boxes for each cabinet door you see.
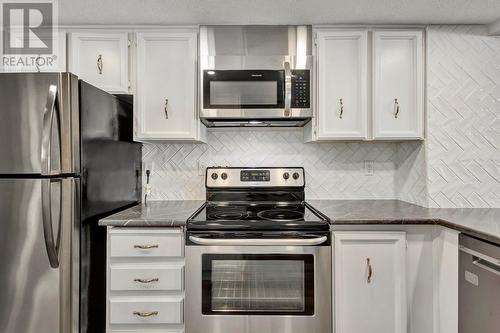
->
[372,30,424,139]
[135,31,199,141]
[315,30,368,140]
[69,32,129,93]
[334,232,407,333]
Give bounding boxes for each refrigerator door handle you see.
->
[41,84,60,176]
[42,179,60,268]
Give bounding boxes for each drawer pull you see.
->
[133,311,158,318]
[133,244,159,250]
[339,98,344,119]
[133,278,159,284]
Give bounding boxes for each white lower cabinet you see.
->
[107,228,185,333]
[110,297,183,324]
[333,231,407,333]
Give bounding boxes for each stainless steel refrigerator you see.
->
[0,73,142,333]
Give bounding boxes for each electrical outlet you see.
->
[364,160,374,176]
[198,161,207,176]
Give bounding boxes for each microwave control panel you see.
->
[291,70,310,109]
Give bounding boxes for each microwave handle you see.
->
[284,61,292,117]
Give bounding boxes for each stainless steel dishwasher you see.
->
[459,234,500,333]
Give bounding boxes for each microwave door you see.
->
[203,70,285,110]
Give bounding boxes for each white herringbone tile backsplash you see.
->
[425,26,500,208]
[143,129,400,200]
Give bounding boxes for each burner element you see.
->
[207,210,249,220]
[257,209,305,222]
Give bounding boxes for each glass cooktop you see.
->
[187,202,330,231]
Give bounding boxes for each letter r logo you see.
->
[2,2,53,54]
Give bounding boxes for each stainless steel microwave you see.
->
[200,63,312,127]
[199,25,313,127]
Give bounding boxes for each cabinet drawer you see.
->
[110,298,183,324]
[110,234,183,257]
[110,265,184,291]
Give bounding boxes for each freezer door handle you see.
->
[41,84,60,176]
[42,179,60,268]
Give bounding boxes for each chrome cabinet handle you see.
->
[133,244,159,249]
[366,258,373,283]
[164,99,169,119]
[97,54,103,74]
[41,84,60,176]
[284,61,292,117]
[134,278,159,283]
[133,311,158,318]
[42,179,61,268]
[394,98,400,118]
[339,98,344,119]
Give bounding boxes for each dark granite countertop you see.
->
[99,199,500,244]
[99,200,204,227]
[308,200,500,244]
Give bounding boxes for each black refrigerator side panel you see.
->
[79,80,142,333]
[81,140,142,219]
[79,80,134,143]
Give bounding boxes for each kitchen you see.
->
[0,1,499,333]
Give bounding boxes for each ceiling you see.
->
[58,0,500,26]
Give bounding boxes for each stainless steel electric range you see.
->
[185,167,331,333]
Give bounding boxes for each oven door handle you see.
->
[188,235,327,246]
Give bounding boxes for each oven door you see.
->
[185,232,331,333]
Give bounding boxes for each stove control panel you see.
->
[206,167,305,188]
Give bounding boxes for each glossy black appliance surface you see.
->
[79,81,141,333]
[188,167,329,231]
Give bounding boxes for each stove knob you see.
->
[211,172,218,180]
[283,172,290,180]
[221,172,228,180]
[292,172,300,180]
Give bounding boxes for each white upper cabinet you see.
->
[69,31,129,93]
[372,30,424,139]
[309,27,425,142]
[315,30,368,140]
[135,30,204,142]
[333,231,407,333]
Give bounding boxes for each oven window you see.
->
[210,81,278,105]
[202,254,314,315]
